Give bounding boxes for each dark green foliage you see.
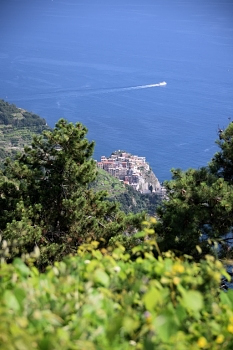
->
[0,99,50,163]
[156,122,233,258]
[0,177,21,229]
[210,122,233,183]
[0,119,144,268]
[0,99,47,127]
[111,185,162,215]
[156,167,233,257]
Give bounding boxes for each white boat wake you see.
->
[13,82,167,102]
[103,81,167,94]
[117,81,167,92]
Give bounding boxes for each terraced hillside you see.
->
[0,99,50,162]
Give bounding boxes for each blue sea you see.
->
[0,0,233,182]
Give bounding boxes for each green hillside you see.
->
[91,167,126,196]
[0,99,50,162]
[91,168,162,215]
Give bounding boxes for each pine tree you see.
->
[155,122,233,258]
[210,122,233,183]
[0,119,144,267]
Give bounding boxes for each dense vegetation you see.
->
[0,119,144,268]
[91,168,162,215]
[0,234,232,350]
[1,100,233,348]
[155,123,233,260]
[0,99,49,161]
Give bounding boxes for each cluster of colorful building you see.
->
[97,151,163,193]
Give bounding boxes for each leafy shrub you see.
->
[0,230,233,349]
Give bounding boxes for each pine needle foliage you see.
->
[0,119,144,268]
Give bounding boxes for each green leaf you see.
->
[39,336,53,350]
[226,289,233,306]
[134,231,146,238]
[180,290,203,312]
[220,290,233,307]
[143,338,155,350]
[14,288,26,306]
[4,291,20,311]
[94,268,110,287]
[123,316,140,333]
[107,315,123,340]
[143,287,162,311]
[154,310,179,342]
[13,258,30,277]
[176,304,187,323]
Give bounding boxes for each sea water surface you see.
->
[0,0,233,181]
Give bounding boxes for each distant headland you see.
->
[97,150,165,194]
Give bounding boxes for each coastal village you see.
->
[97,150,165,194]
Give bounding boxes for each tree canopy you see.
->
[155,122,233,259]
[0,119,144,268]
[210,122,233,183]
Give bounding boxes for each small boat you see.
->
[159,81,167,86]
